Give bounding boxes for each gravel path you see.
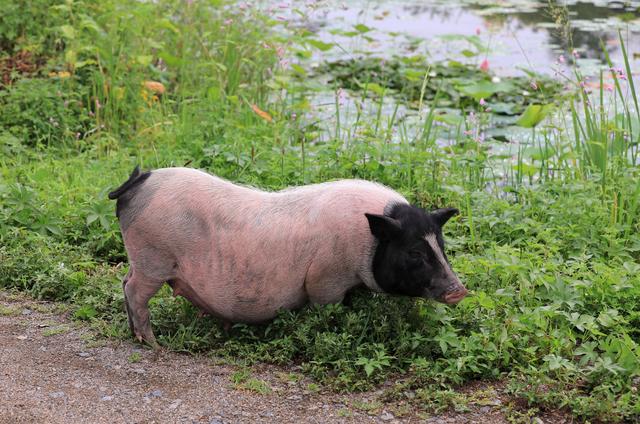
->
[0,291,539,424]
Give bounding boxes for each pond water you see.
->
[262,0,640,171]
[291,0,640,77]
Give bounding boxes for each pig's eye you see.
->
[408,250,423,259]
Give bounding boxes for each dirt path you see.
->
[0,291,519,424]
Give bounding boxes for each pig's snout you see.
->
[442,286,468,304]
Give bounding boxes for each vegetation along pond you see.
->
[0,0,639,422]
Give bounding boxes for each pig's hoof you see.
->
[151,345,163,361]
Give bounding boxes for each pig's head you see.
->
[365,204,467,304]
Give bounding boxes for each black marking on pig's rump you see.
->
[108,166,153,221]
[108,166,151,200]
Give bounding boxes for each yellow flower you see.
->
[49,71,71,78]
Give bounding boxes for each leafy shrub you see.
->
[0,0,66,53]
[0,77,92,147]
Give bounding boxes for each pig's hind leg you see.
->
[123,267,165,349]
[122,269,135,336]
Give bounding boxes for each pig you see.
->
[108,166,467,347]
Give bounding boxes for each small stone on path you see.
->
[149,389,163,398]
[380,411,395,421]
[168,399,182,410]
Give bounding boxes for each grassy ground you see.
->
[1,0,639,421]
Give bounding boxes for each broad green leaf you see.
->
[158,51,184,67]
[80,17,101,34]
[434,113,463,126]
[516,104,554,128]
[290,63,306,76]
[60,25,76,40]
[362,82,386,96]
[74,305,97,320]
[136,55,153,66]
[512,163,538,177]
[307,39,334,51]
[157,18,180,34]
[403,68,426,82]
[75,59,97,69]
[294,49,312,59]
[354,24,372,33]
[457,81,514,100]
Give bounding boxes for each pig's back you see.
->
[119,168,406,322]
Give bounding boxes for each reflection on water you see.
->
[294,0,640,76]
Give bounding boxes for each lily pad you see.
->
[457,81,515,101]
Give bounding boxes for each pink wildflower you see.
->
[479,59,489,72]
[337,88,346,106]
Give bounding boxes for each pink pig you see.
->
[109,167,467,347]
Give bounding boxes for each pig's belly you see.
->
[227,290,309,323]
[170,277,309,323]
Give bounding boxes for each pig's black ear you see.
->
[365,213,402,241]
[431,208,459,227]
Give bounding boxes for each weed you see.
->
[230,368,272,395]
[128,352,142,363]
[42,326,70,337]
[337,408,352,418]
[0,305,19,316]
[306,383,320,393]
[351,399,383,415]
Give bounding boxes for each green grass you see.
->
[1,0,639,421]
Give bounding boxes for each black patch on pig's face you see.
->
[365,204,460,300]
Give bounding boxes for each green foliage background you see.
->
[0,0,639,421]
